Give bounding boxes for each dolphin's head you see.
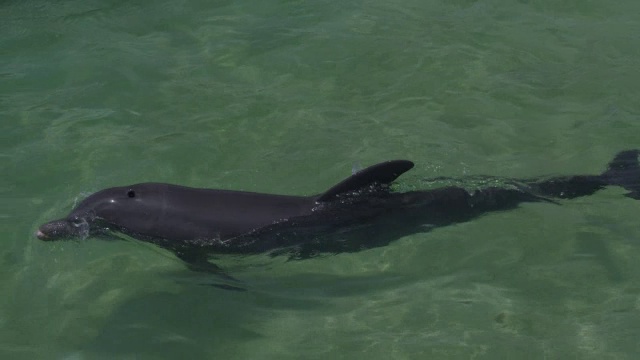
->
[36,184,165,241]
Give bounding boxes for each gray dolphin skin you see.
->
[37,150,640,274]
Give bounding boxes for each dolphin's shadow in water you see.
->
[83,270,414,357]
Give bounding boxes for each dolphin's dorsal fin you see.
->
[315,160,414,202]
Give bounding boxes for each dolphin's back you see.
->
[156,185,315,241]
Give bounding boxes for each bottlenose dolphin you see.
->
[37,150,640,273]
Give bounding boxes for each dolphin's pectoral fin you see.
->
[316,160,414,202]
[175,250,246,291]
[624,191,640,200]
[176,250,230,275]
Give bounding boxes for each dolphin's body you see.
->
[37,150,640,273]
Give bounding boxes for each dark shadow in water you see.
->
[84,287,258,358]
[572,231,624,282]
[82,270,415,358]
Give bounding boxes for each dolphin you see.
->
[37,150,640,273]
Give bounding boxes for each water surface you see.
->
[2,0,640,358]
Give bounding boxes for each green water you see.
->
[2,0,640,358]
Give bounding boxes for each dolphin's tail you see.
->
[525,149,640,200]
[602,149,640,199]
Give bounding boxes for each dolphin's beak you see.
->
[36,219,72,241]
[36,230,48,240]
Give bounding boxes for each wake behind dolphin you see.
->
[37,150,640,273]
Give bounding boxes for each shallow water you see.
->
[2,0,640,358]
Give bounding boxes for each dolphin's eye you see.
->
[127,190,136,198]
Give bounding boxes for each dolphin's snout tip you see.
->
[36,230,48,240]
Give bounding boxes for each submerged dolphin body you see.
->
[37,150,640,273]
